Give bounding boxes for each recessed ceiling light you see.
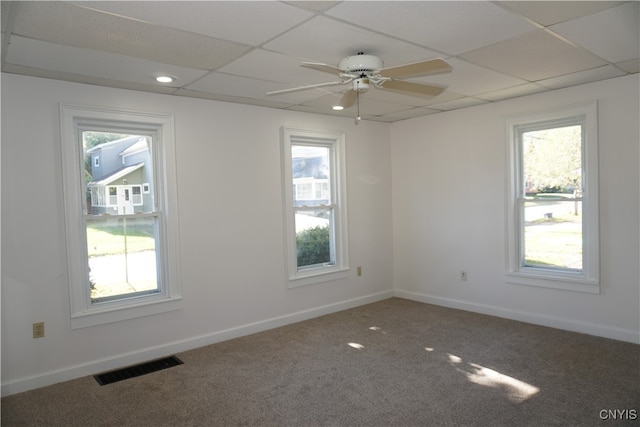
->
[155,75,176,83]
[332,105,344,111]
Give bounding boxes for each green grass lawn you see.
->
[524,214,582,269]
[86,222,155,257]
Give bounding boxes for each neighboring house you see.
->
[86,135,154,215]
[292,155,329,207]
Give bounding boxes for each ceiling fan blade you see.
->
[379,80,446,98]
[301,62,343,75]
[266,80,347,96]
[338,90,357,109]
[379,58,452,79]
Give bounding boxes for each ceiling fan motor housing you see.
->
[339,54,384,74]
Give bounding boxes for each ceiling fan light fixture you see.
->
[353,78,369,92]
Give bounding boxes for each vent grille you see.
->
[94,356,183,386]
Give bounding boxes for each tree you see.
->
[523,125,581,194]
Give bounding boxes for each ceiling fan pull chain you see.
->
[355,80,361,125]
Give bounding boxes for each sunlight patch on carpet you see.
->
[465,363,540,403]
[448,353,463,363]
[446,353,539,403]
[369,326,388,334]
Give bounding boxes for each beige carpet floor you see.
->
[2,298,639,426]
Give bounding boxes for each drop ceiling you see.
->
[1,1,638,123]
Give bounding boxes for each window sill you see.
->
[506,270,600,294]
[288,267,350,288]
[70,296,183,329]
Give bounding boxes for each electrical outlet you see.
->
[33,322,45,339]
[460,271,468,281]
[357,266,362,276]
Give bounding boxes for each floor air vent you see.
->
[94,356,183,386]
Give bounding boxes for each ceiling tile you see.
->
[428,97,489,111]
[550,2,640,63]
[283,1,339,13]
[537,65,626,89]
[300,91,347,108]
[173,87,294,110]
[461,30,608,81]
[2,63,180,96]
[302,92,410,116]
[366,86,462,107]
[1,1,13,31]
[376,107,441,122]
[616,58,640,74]
[10,1,251,70]
[263,16,441,66]
[76,1,314,46]
[5,36,208,86]
[419,58,527,95]
[496,1,624,26]
[185,71,331,104]
[216,49,333,85]
[285,103,351,119]
[269,85,352,105]
[326,1,538,55]
[476,83,548,102]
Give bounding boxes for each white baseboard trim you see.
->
[394,289,640,345]
[1,290,393,397]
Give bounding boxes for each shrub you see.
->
[297,226,330,267]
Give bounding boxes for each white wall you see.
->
[1,74,394,395]
[391,74,640,344]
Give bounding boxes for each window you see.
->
[505,102,599,293]
[132,185,142,205]
[60,104,182,328]
[281,128,349,287]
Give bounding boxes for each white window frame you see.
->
[60,103,182,328]
[281,127,349,287]
[505,101,599,293]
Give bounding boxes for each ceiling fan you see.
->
[266,52,452,118]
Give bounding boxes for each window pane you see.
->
[524,199,582,270]
[522,125,581,196]
[82,131,160,302]
[83,132,154,215]
[295,208,332,269]
[292,145,330,207]
[521,124,583,271]
[87,216,159,301]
